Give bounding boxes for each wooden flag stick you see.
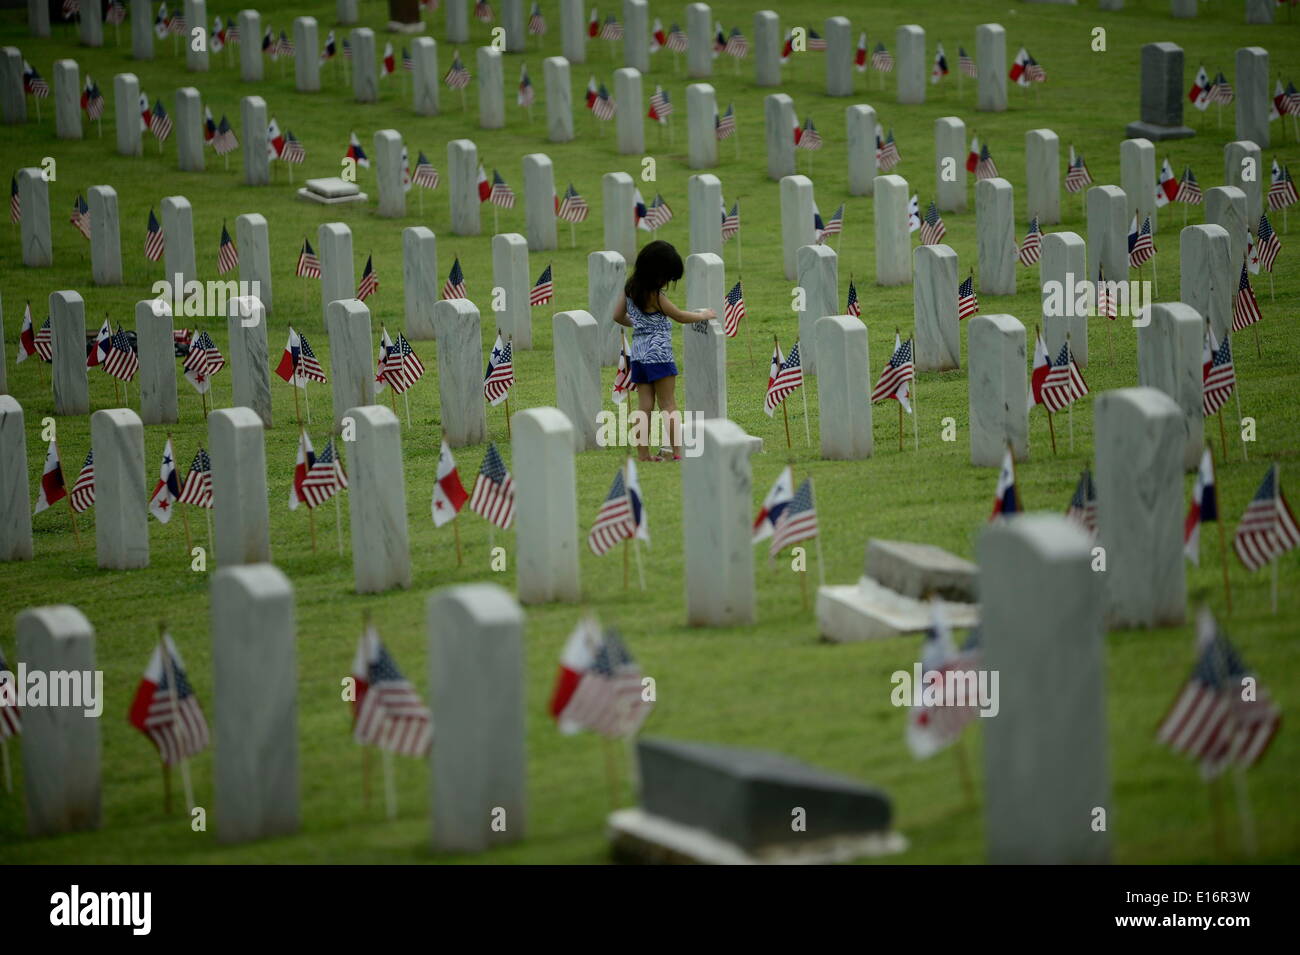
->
[1046,409,1058,455]
[1235,389,1248,461]
[898,400,904,452]
[452,516,463,566]
[0,739,10,793]
[162,760,172,814]
[799,558,808,610]
[64,475,82,549]
[800,378,811,446]
[1211,453,1233,615]
[781,398,792,449]
[623,538,630,590]
[602,737,622,811]
[504,396,512,437]
[1217,407,1229,464]
[633,537,646,591]
[810,477,827,589]
[308,501,317,553]
[181,506,193,554]
[382,749,397,821]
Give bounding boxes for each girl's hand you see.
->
[697,308,717,321]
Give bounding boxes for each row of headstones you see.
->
[1085,0,1284,24]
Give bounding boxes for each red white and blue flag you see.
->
[128,635,210,766]
[351,628,432,758]
[549,617,652,738]
[147,438,181,523]
[990,448,1020,519]
[1183,448,1218,565]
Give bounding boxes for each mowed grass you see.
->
[1,0,1298,864]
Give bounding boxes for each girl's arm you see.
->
[611,296,632,328]
[657,292,715,324]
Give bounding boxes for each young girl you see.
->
[612,240,716,461]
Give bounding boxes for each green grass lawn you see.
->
[1,0,1298,864]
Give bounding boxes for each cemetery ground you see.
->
[1,0,1298,864]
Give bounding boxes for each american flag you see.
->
[817,203,844,243]
[550,621,652,738]
[128,636,210,767]
[769,478,818,558]
[529,264,554,306]
[1129,215,1156,269]
[0,648,21,741]
[320,29,335,60]
[226,16,240,44]
[643,194,673,229]
[1065,148,1092,193]
[1065,468,1097,536]
[217,223,239,274]
[1209,71,1233,105]
[178,448,213,508]
[797,118,822,150]
[144,209,164,261]
[600,15,623,40]
[975,143,998,180]
[1176,166,1203,205]
[106,0,126,26]
[1040,341,1088,413]
[352,628,432,758]
[846,280,861,317]
[958,47,976,79]
[1096,264,1118,320]
[877,128,901,172]
[81,77,105,121]
[150,100,172,141]
[588,468,635,555]
[33,318,53,362]
[1256,214,1281,272]
[1018,216,1042,267]
[293,330,328,384]
[1268,163,1297,211]
[280,131,305,164]
[721,201,740,241]
[722,280,745,337]
[103,326,139,382]
[612,332,633,402]
[442,257,467,299]
[402,47,413,73]
[1156,609,1281,777]
[764,341,804,416]
[474,0,494,23]
[23,62,49,98]
[9,175,19,223]
[648,86,673,122]
[807,29,827,51]
[300,439,348,508]
[204,107,217,145]
[958,274,979,319]
[489,169,516,208]
[1025,53,1046,83]
[69,194,91,239]
[296,238,321,278]
[384,334,425,394]
[715,103,736,140]
[592,83,616,120]
[1234,464,1300,571]
[871,335,914,408]
[342,37,351,60]
[1231,261,1262,332]
[1203,327,1235,417]
[483,334,515,405]
[357,254,378,300]
[213,115,239,155]
[518,65,534,107]
[470,443,514,528]
[169,11,187,35]
[413,151,440,189]
[725,27,747,58]
[528,2,546,35]
[70,450,95,513]
[920,201,946,245]
[666,23,687,53]
[444,52,471,89]
[558,183,589,222]
[183,330,224,393]
[277,30,295,57]
[871,43,893,73]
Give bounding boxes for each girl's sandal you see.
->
[671,454,684,461]
[642,454,666,462]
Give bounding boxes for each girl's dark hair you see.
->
[624,240,684,313]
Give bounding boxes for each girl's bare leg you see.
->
[654,376,682,457]
[636,383,656,460]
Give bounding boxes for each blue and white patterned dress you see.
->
[627,296,677,376]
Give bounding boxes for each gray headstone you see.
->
[351,28,378,103]
[493,233,531,348]
[324,298,374,434]
[0,396,34,561]
[236,213,272,314]
[559,0,585,63]
[184,0,207,70]
[54,60,81,140]
[80,0,104,46]
[1205,186,1248,278]
[175,87,205,172]
[513,408,581,602]
[601,173,636,264]
[865,538,978,602]
[294,17,319,92]
[795,243,836,375]
[402,227,438,340]
[161,195,197,288]
[968,313,1028,466]
[1125,42,1193,140]
[90,408,148,569]
[1245,0,1273,24]
[523,154,558,252]
[934,116,966,211]
[17,168,51,266]
[686,3,712,78]
[1087,184,1128,284]
[847,106,878,197]
[477,46,504,129]
[0,296,4,395]
[588,250,627,366]
[1039,231,1088,367]
[1180,224,1233,342]
[815,315,871,459]
[544,56,573,141]
[1025,129,1060,225]
[1224,140,1262,222]
[338,0,359,24]
[978,514,1109,864]
[976,24,1006,112]
[238,10,262,82]
[1095,387,1187,627]
[914,244,960,371]
[683,253,727,419]
[684,420,755,626]
[688,174,722,256]
[780,175,816,282]
[211,563,298,844]
[241,95,270,186]
[1235,47,1268,149]
[1120,138,1157,235]
[686,82,716,168]
[503,0,527,52]
[226,296,272,428]
[208,408,270,565]
[412,37,440,116]
[50,291,88,415]
[433,299,488,447]
[552,311,603,450]
[623,0,649,71]
[977,178,1016,295]
[448,138,481,235]
[1099,0,1123,8]
[131,0,153,60]
[114,74,142,155]
[825,17,853,97]
[137,300,178,425]
[1137,302,1203,472]
[374,129,406,218]
[753,11,781,87]
[88,185,122,285]
[896,25,925,105]
[0,48,24,124]
[764,93,796,180]
[427,583,526,853]
[1171,0,1197,16]
[318,221,355,323]
[345,405,412,593]
[615,67,644,154]
[28,0,51,38]
[18,606,100,836]
[875,174,912,286]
